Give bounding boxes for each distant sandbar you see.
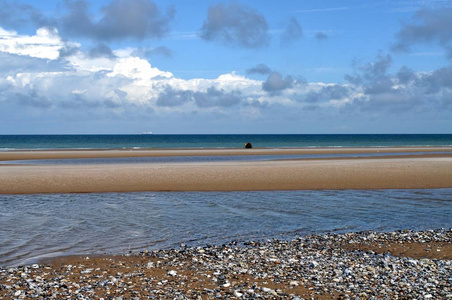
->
[0,147,451,194]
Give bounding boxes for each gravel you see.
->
[1,229,451,299]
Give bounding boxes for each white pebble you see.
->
[233,290,243,297]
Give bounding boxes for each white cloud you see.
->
[66,54,116,73]
[108,57,173,80]
[2,25,449,129]
[0,26,63,59]
[0,26,346,115]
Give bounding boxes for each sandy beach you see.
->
[1,149,451,298]
[0,147,451,194]
[1,148,452,194]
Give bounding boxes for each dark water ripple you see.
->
[1,151,452,166]
[0,189,451,267]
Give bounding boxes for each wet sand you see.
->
[0,148,451,194]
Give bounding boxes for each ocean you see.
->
[0,134,451,267]
[1,134,452,150]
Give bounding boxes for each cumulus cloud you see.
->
[61,0,175,41]
[108,57,173,80]
[1,23,450,129]
[303,85,351,103]
[156,86,193,107]
[262,72,294,92]
[193,87,242,108]
[0,52,66,74]
[393,8,452,54]
[421,65,452,93]
[58,42,81,58]
[14,89,52,108]
[0,26,62,59]
[343,53,452,113]
[281,17,303,43]
[246,64,272,75]
[345,54,392,85]
[156,86,242,108]
[345,54,397,97]
[88,43,116,59]
[199,2,269,48]
[0,25,257,112]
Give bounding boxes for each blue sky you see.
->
[0,0,451,134]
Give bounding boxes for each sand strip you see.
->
[0,155,451,194]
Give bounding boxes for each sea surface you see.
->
[0,189,451,267]
[1,134,452,150]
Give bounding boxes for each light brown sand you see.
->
[343,241,452,260]
[0,150,451,194]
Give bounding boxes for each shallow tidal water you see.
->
[1,189,451,267]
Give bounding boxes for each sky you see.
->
[0,0,451,134]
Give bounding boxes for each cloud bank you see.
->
[1,24,450,125]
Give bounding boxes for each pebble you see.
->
[0,229,451,299]
[234,290,243,297]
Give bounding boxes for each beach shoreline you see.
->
[0,147,451,194]
[1,148,450,297]
[1,229,450,299]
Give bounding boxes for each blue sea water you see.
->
[0,189,451,267]
[1,134,452,150]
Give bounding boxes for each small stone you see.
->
[233,290,243,297]
[168,270,177,276]
[310,261,319,268]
